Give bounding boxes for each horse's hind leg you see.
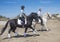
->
[12,27,19,36]
[8,27,12,38]
[8,26,16,38]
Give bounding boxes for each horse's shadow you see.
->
[3,34,40,40]
[3,29,51,40]
[37,29,51,32]
[28,28,51,33]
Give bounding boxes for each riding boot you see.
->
[39,16,44,25]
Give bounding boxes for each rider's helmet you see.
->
[21,5,25,10]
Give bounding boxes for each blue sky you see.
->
[0,0,60,18]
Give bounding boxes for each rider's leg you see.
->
[39,16,44,25]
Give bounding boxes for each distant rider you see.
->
[37,8,43,25]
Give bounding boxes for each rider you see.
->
[37,8,42,17]
[18,5,27,25]
[37,8,43,25]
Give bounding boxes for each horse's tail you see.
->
[0,20,9,35]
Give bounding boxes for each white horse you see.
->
[32,12,51,31]
[41,13,51,30]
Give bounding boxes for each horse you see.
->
[40,13,51,31]
[0,13,38,38]
[31,12,51,31]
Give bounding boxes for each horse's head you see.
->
[47,13,52,19]
[43,13,52,19]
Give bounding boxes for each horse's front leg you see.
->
[40,17,48,31]
[44,23,48,31]
[29,26,37,35]
[24,27,28,37]
[32,21,37,33]
[41,21,48,31]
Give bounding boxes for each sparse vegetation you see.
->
[14,14,20,19]
[0,15,10,21]
[52,14,60,20]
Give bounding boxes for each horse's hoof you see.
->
[46,29,49,31]
[8,34,11,39]
[14,33,19,36]
[24,33,27,37]
[33,31,35,34]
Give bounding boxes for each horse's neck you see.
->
[28,17,32,21]
[27,16,33,23]
[42,15,48,19]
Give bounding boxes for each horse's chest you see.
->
[42,17,47,23]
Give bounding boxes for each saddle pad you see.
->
[17,19,22,25]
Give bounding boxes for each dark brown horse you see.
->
[0,13,38,38]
